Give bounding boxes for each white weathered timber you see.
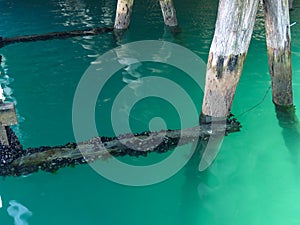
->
[114,0,134,30]
[159,0,178,27]
[202,0,260,118]
[0,102,18,145]
[1,121,241,176]
[263,0,293,106]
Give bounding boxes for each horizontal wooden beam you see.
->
[0,118,241,177]
[0,27,114,49]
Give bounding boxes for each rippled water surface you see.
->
[0,0,300,224]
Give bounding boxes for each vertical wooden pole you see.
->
[114,0,134,30]
[263,0,293,106]
[0,102,18,146]
[159,0,178,27]
[201,0,259,119]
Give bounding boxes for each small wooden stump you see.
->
[0,102,18,145]
[159,0,178,27]
[114,0,134,30]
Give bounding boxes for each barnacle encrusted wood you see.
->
[0,118,241,177]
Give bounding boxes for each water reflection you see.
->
[57,0,95,28]
[7,200,32,225]
[56,0,115,58]
[251,1,265,41]
[275,105,300,163]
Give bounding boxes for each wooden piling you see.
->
[263,0,293,106]
[0,102,18,145]
[114,0,134,30]
[159,0,178,27]
[201,0,259,118]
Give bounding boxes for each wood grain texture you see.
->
[263,0,293,106]
[202,0,259,117]
[159,0,178,27]
[114,0,134,29]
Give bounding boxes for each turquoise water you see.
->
[0,0,300,224]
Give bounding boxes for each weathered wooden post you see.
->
[0,102,18,145]
[201,0,259,119]
[159,0,178,27]
[114,0,134,30]
[263,0,293,106]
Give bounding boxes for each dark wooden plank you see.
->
[0,27,114,48]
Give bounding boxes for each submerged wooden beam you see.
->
[114,0,134,30]
[159,0,178,27]
[263,0,293,106]
[0,118,241,177]
[0,27,114,49]
[201,0,260,118]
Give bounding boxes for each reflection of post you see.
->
[264,0,293,107]
[114,0,134,30]
[275,105,300,162]
[159,0,178,27]
[201,0,259,118]
[289,0,293,10]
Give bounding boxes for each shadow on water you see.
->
[275,105,300,163]
[177,140,212,225]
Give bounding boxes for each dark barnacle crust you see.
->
[0,117,241,177]
[0,27,114,49]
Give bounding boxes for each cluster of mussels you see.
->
[0,128,23,163]
[0,27,114,49]
[110,132,180,158]
[0,115,241,177]
[0,127,83,176]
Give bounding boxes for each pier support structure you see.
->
[201,0,259,119]
[159,0,178,27]
[263,0,293,106]
[0,102,18,145]
[114,0,134,30]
